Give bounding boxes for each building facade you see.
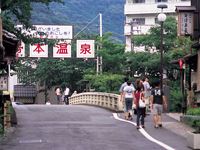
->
[124,0,191,52]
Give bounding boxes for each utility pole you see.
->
[0,1,4,60]
[96,13,103,74]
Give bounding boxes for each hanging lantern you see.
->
[179,59,184,69]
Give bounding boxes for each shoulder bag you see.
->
[139,93,146,108]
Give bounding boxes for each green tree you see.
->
[1,0,64,32]
[124,51,161,79]
[134,16,177,52]
[84,73,124,93]
[97,33,125,73]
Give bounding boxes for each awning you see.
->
[191,42,200,49]
[176,6,196,12]
[3,30,19,59]
[170,53,197,70]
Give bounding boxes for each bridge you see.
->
[0,92,192,150]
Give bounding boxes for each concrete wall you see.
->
[69,92,123,112]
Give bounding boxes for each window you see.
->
[155,18,159,24]
[155,0,168,2]
[133,0,145,3]
[133,18,145,25]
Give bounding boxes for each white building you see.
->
[124,0,191,52]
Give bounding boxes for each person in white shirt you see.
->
[143,77,151,112]
[55,87,61,104]
[123,80,136,120]
[119,77,135,116]
[64,86,70,105]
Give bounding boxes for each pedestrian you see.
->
[119,77,129,101]
[134,86,146,129]
[119,77,135,118]
[134,79,144,115]
[72,90,77,96]
[150,80,167,128]
[46,100,51,105]
[123,80,135,120]
[64,86,70,105]
[135,79,144,90]
[55,87,61,104]
[142,77,151,112]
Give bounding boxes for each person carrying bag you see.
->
[134,86,146,129]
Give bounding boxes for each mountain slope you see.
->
[31,0,124,40]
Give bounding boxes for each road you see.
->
[0,104,190,150]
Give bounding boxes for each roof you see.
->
[176,6,196,12]
[3,30,18,42]
[0,30,19,62]
[14,85,37,97]
[170,53,198,70]
[191,42,200,49]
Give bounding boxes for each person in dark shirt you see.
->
[150,80,167,128]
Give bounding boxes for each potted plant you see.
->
[184,108,200,149]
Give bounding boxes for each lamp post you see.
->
[157,4,167,90]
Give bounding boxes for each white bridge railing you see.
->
[69,92,123,112]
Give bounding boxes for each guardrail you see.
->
[69,92,123,112]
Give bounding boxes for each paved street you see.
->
[0,104,191,150]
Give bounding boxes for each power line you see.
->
[74,14,100,38]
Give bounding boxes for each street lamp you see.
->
[157,4,167,90]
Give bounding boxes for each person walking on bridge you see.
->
[150,80,167,128]
[134,83,145,129]
[119,77,135,119]
[64,86,70,105]
[55,87,61,104]
[142,77,151,112]
[123,80,135,120]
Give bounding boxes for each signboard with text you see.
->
[30,43,48,57]
[53,40,71,58]
[76,40,95,58]
[16,41,25,58]
[178,12,194,36]
[16,25,73,39]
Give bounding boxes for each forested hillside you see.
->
[31,0,124,40]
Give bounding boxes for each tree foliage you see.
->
[97,33,125,73]
[1,0,64,32]
[84,73,124,93]
[124,52,161,79]
[134,16,177,52]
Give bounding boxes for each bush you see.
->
[185,108,200,133]
[187,108,200,116]
[169,83,182,112]
[84,73,124,93]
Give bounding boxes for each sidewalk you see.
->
[165,113,195,138]
[117,112,193,150]
[118,112,194,138]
